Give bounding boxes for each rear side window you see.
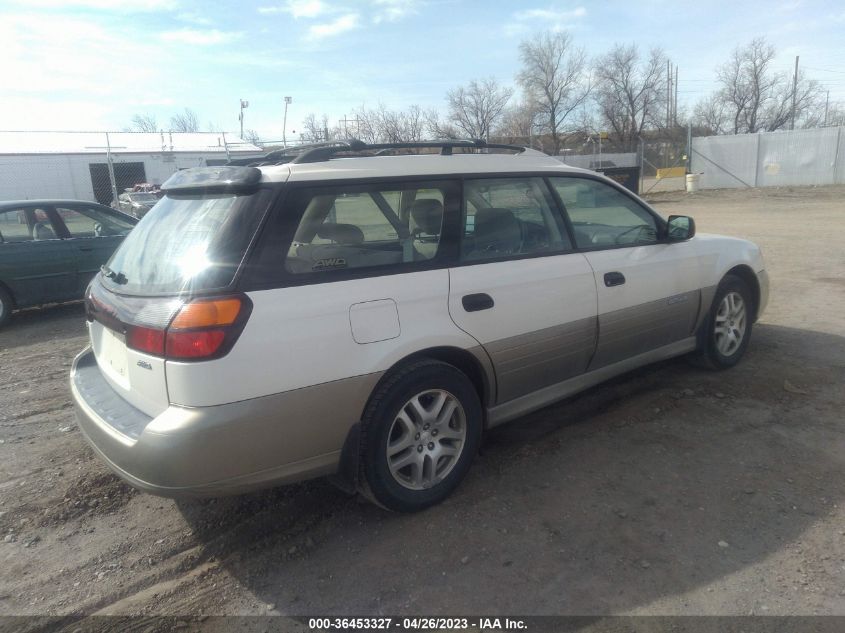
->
[0,207,57,242]
[103,190,269,295]
[282,182,449,275]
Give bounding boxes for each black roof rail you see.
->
[227,138,529,167]
[290,139,527,164]
[226,140,357,166]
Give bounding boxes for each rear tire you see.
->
[360,359,482,512]
[694,274,753,369]
[0,286,12,328]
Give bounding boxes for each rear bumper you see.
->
[70,348,378,497]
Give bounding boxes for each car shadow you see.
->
[0,301,87,351]
[174,322,845,616]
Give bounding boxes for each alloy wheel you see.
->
[385,389,467,491]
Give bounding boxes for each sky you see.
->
[1,0,844,141]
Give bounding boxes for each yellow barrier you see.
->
[656,166,686,179]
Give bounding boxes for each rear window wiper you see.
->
[100,264,128,285]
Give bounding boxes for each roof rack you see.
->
[226,140,350,167]
[226,139,528,167]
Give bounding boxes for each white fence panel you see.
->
[692,126,845,189]
[692,134,758,189]
[757,128,840,187]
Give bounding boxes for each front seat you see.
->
[410,199,443,260]
[467,208,522,259]
[34,222,56,240]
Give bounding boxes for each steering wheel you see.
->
[615,224,652,245]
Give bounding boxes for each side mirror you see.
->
[666,215,695,241]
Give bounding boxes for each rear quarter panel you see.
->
[165,269,479,407]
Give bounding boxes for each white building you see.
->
[0,131,263,204]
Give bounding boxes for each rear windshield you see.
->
[103,190,267,295]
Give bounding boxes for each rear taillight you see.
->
[127,325,166,356]
[125,296,251,361]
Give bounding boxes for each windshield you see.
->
[103,190,266,295]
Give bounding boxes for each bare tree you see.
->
[344,104,430,143]
[243,129,262,146]
[301,113,331,141]
[693,94,729,135]
[517,31,591,155]
[713,38,823,133]
[762,71,823,131]
[807,100,845,128]
[425,110,461,139]
[593,44,667,145]
[493,101,550,150]
[127,113,158,132]
[169,108,200,133]
[446,78,513,141]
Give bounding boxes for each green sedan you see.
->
[0,200,137,327]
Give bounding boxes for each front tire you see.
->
[361,359,482,512]
[0,286,12,328]
[697,274,753,369]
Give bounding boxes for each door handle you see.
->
[604,271,626,287]
[78,247,94,252]
[462,293,494,312]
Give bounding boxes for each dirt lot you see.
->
[1,186,844,627]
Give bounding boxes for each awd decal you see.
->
[666,293,689,306]
[313,258,348,270]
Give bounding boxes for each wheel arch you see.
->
[369,346,495,416]
[723,264,761,321]
[0,278,16,309]
[332,345,495,496]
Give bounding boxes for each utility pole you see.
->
[282,96,292,148]
[667,60,672,129]
[674,65,679,126]
[105,132,119,208]
[339,115,360,139]
[824,90,830,127]
[791,55,799,130]
[239,99,249,138]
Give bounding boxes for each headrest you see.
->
[316,222,365,245]
[473,208,521,250]
[410,199,443,235]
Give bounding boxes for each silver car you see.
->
[115,191,158,218]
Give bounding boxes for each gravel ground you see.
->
[0,185,843,627]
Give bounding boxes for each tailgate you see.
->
[89,320,169,418]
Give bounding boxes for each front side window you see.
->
[284,182,448,274]
[461,177,570,262]
[57,206,134,238]
[550,177,659,248]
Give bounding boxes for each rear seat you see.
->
[286,222,403,273]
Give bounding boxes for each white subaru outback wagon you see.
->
[71,140,768,512]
